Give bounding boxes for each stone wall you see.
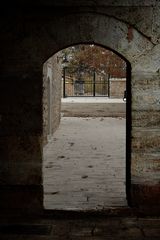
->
[0,1,160,215]
[43,54,62,145]
[110,78,126,98]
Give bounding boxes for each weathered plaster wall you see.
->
[0,1,160,215]
[43,54,61,145]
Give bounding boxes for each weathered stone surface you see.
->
[132,128,160,152]
[131,152,160,184]
[0,217,160,240]
[44,13,153,63]
[131,184,160,212]
[62,102,126,117]
[43,54,61,145]
[152,7,160,43]
[43,117,127,210]
[131,72,160,131]
[132,110,160,128]
[100,7,153,39]
[0,1,160,215]
[132,44,160,72]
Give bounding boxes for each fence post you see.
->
[108,74,110,98]
[93,70,96,97]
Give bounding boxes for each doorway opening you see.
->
[43,44,131,211]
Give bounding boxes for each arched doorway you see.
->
[0,10,155,214]
[38,13,153,212]
[43,43,131,210]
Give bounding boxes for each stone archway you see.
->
[39,13,153,63]
[43,44,129,210]
[39,13,154,212]
[1,11,158,215]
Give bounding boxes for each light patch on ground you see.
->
[43,117,127,210]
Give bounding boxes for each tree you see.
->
[62,44,126,78]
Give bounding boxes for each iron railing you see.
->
[62,67,110,97]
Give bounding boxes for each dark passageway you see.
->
[0,1,160,239]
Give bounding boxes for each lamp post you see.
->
[62,53,68,98]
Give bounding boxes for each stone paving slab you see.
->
[43,117,127,210]
[0,217,160,240]
[61,97,124,103]
[61,102,126,117]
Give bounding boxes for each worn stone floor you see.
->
[0,216,160,239]
[61,97,124,103]
[43,117,127,210]
[61,97,126,117]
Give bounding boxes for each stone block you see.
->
[132,110,160,128]
[131,183,160,212]
[0,185,43,215]
[132,127,160,152]
[131,152,160,184]
[0,136,42,185]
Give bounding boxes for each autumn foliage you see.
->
[63,45,126,78]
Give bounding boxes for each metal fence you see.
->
[62,67,110,97]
